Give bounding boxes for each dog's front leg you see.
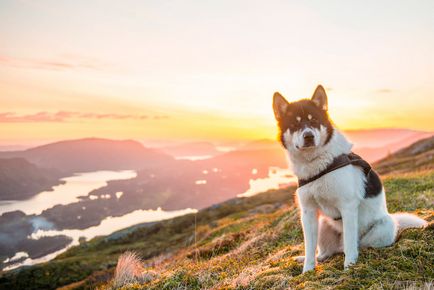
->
[301,207,318,273]
[341,206,359,269]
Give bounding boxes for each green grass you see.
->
[107,171,434,290]
[383,171,434,213]
[1,171,433,290]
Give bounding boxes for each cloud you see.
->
[0,111,169,123]
[0,54,107,71]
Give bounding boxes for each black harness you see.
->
[298,152,372,187]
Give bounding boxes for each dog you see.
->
[272,85,427,273]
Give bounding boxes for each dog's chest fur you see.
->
[297,165,366,218]
[313,194,341,219]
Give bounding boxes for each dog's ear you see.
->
[311,85,328,111]
[273,92,289,121]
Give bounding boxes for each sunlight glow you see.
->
[0,0,433,145]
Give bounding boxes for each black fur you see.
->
[364,169,382,198]
[346,153,383,199]
[277,99,333,148]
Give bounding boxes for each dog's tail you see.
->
[391,213,427,230]
[111,251,144,289]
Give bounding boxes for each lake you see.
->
[238,166,297,197]
[0,170,197,270]
[0,170,137,215]
[4,207,197,271]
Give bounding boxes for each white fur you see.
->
[391,213,428,229]
[284,128,427,273]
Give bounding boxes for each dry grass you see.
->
[103,170,434,290]
[110,252,157,289]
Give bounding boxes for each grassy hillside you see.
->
[0,140,433,289]
[104,172,433,289]
[374,135,434,175]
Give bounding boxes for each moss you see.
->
[188,232,248,260]
[383,171,434,212]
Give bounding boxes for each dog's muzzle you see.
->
[302,131,315,147]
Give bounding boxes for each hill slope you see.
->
[374,136,434,174]
[0,158,63,200]
[0,139,433,289]
[102,173,434,289]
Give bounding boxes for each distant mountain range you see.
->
[0,138,174,174]
[349,129,432,162]
[343,128,430,148]
[159,142,222,158]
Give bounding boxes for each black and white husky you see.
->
[272,85,427,273]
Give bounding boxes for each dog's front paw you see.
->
[302,262,315,273]
[344,257,358,270]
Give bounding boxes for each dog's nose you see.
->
[303,131,314,141]
[303,131,315,147]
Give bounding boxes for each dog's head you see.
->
[273,85,334,154]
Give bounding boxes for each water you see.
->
[237,166,297,197]
[0,170,197,270]
[0,170,137,215]
[175,155,213,161]
[4,207,197,271]
[30,207,197,243]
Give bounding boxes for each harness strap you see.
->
[298,152,372,187]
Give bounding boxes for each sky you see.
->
[0,0,433,146]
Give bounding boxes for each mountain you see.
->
[343,128,429,148]
[353,132,433,162]
[1,137,432,289]
[202,146,287,170]
[0,158,63,200]
[159,141,221,158]
[0,138,174,174]
[0,145,30,151]
[373,136,434,174]
[240,139,282,151]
